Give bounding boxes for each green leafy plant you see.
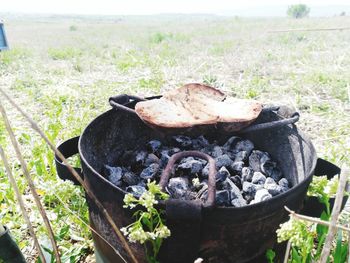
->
[277,175,348,262]
[122,181,171,263]
[265,248,276,263]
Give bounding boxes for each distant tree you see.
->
[287,4,310,19]
[340,11,346,16]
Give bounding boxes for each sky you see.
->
[1,0,350,16]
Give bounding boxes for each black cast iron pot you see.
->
[55,95,344,263]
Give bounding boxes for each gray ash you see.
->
[103,135,290,207]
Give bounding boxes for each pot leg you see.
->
[0,225,26,263]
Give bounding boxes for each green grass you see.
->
[0,14,349,262]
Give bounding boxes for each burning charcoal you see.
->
[215,154,234,169]
[251,189,272,204]
[233,139,254,155]
[270,167,283,182]
[216,167,230,184]
[230,175,242,189]
[135,150,148,165]
[126,185,146,198]
[140,163,159,180]
[251,172,266,185]
[264,177,282,196]
[122,171,139,186]
[147,140,162,153]
[192,135,209,149]
[278,178,290,192]
[215,190,231,206]
[178,157,204,174]
[248,150,267,172]
[172,135,192,148]
[166,177,189,199]
[223,136,241,150]
[230,161,244,175]
[144,154,160,166]
[105,165,123,186]
[234,151,248,163]
[241,167,253,182]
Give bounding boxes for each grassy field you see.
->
[0,14,349,262]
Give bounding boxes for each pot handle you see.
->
[109,94,145,115]
[54,136,83,185]
[158,150,216,263]
[159,150,217,209]
[239,106,300,133]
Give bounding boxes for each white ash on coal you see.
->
[103,135,290,207]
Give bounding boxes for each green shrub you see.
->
[287,4,310,18]
[48,47,82,60]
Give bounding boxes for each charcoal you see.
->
[105,165,123,186]
[201,164,209,178]
[234,139,254,155]
[242,182,263,196]
[215,154,234,169]
[123,171,139,186]
[252,189,272,203]
[260,159,275,176]
[120,151,136,166]
[135,150,148,165]
[192,135,209,149]
[147,140,162,153]
[196,183,208,199]
[231,196,247,207]
[172,135,192,148]
[169,147,181,155]
[241,167,253,182]
[230,161,244,175]
[243,193,254,203]
[230,175,242,189]
[211,146,224,158]
[144,154,160,166]
[223,136,241,150]
[160,150,171,167]
[278,178,290,192]
[234,151,248,162]
[178,157,204,174]
[251,172,266,185]
[264,177,282,196]
[167,177,189,199]
[216,166,230,184]
[126,185,146,198]
[140,163,159,180]
[215,190,231,206]
[270,167,283,182]
[248,150,267,172]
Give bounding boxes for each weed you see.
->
[48,47,82,60]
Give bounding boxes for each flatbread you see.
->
[135,83,262,129]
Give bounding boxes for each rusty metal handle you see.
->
[159,151,217,208]
[109,94,145,115]
[239,106,300,133]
